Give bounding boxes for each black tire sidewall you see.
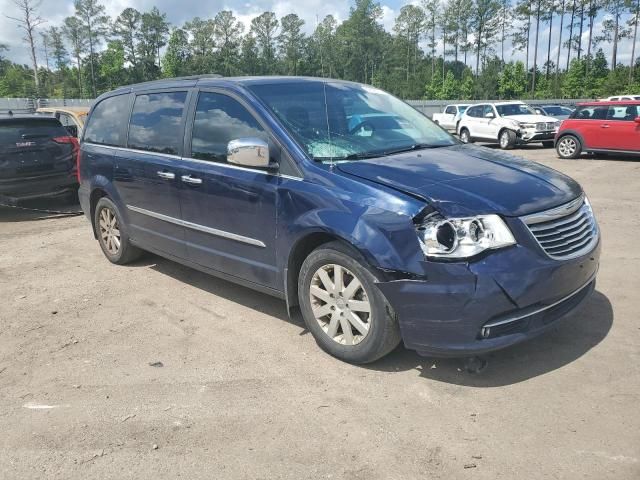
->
[499,129,516,149]
[298,243,399,364]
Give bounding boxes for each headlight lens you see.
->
[416,213,516,259]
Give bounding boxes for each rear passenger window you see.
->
[128,92,187,155]
[445,106,455,114]
[84,94,130,146]
[607,105,638,121]
[191,92,266,163]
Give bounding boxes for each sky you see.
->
[0,0,636,72]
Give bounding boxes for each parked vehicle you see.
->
[555,100,640,159]
[36,107,89,138]
[78,77,600,363]
[0,114,79,204]
[602,95,640,101]
[432,104,469,131]
[458,101,560,149]
[533,105,574,121]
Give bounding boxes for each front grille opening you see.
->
[524,199,598,260]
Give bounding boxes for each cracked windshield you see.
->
[248,81,456,162]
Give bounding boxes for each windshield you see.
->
[495,104,537,117]
[458,106,468,113]
[543,106,573,115]
[247,81,456,162]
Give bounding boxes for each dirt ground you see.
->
[1,146,639,480]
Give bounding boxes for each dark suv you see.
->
[78,76,600,363]
[0,114,79,204]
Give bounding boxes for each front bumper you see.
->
[0,173,77,204]
[517,130,557,143]
[376,238,600,358]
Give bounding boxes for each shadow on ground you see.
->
[0,195,82,222]
[142,253,613,387]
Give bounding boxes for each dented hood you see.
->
[336,144,582,217]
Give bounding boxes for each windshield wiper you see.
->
[382,143,448,156]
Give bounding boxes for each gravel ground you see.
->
[1,146,639,480]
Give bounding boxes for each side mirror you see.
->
[484,112,495,119]
[634,117,640,124]
[227,137,273,169]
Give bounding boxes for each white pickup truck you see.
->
[431,104,470,131]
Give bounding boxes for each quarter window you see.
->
[84,94,130,146]
[190,92,266,163]
[128,91,187,155]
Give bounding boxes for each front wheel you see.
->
[556,135,582,159]
[459,128,472,143]
[499,129,516,149]
[298,242,401,364]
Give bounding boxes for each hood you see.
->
[504,114,558,123]
[336,144,582,218]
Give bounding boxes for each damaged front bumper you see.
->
[376,240,600,358]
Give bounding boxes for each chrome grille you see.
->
[536,122,556,131]
[523,196,599,260]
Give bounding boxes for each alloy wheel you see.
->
[99,207,121,255]
[461,130,470,143]
[558,137,577,157]
[309,264,372,346]
[500,131,509,148]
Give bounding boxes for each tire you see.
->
[434,120,440,126]
[499,129,516,149]
[459,128,472,143]
[94,197,142,265]
[298,241,401,364]
[556,135,582,159]
[542,141,554,148]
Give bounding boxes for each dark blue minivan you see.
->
[78,76,600,363]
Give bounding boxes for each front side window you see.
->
[466,106,481,118]
[482,105,495,117]
[495,103,536,116]
[575,106,609,120]
[128,91,187,155]
[248,81,455,162]
[607,105,639,121]
[191,92,267,163]
[84,94,130,146]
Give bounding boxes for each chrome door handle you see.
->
[181,175,202,185]
[157,171,175,180]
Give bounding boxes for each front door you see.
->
[575,104,610,150]
[178,90,279,289]
[113,90,189,258]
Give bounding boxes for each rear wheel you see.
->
[459,128,472,143]
[298,242,401,364]
[94,197,142,264]
[499,129,516,149]
[556,135,582,159]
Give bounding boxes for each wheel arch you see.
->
[285,230,372,310]
[556,129,586,148]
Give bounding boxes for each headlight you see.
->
[416,213,516,259]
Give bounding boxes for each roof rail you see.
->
[123,74,224,89]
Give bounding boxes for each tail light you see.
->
[53,136,81,182]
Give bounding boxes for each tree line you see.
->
[1,0,640,101]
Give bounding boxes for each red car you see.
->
[555,100,640,159]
